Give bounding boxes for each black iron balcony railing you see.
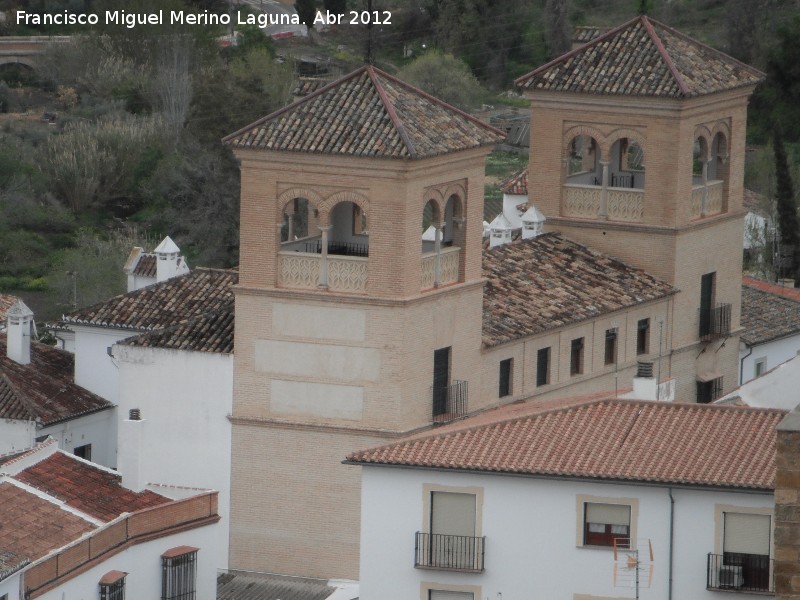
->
[699,303,732,341]
[707,553,774,593]
[304,240,369,257]
[432,380,468,424]
[415,532,485,572]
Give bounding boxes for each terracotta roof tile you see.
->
[499,168,528,195]
[517,16,764,98]
[121,306,234,354]
[482,233,674,347]
[347,398,784,490]
[0,338,112,426]
[741,279,800,345]
[15,452,169,522]
[743,275,800,302]
[62,268,237,332]
[132,254,157,277]
[0,482,95,571]
[223,66,505,159]
[0,294,18,321]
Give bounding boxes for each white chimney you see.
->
[502,195,525,229]
[489,214,513,248]
[154,236,181,283]
[118,408,147,492]
[521,205,546,239]
[6,299,33,365]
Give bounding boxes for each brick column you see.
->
[775,408,800,599]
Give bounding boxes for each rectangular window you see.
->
[697,377,723,404]
[722,512,772,592]
[584,502,630,548]
[604,329,617,365]
[570,338,584,376]
[74,444,92,461]
[432,347,451,418]
[499,358,512,397]
[699,272,716,338]
[536,347,550,387]
[636,319,650,355]
[754,359,767,378]
[100,578,125,600]
[423,491,482,571]
[429,592,474,600]
[162,547,198,600]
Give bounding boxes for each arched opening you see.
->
[327,200,369,256]
[421,194,463,289]
[421,198,441,253]
[609,138,645,189]
[280,197,318,249]
[566,134,600,185]
[691,135,726,218]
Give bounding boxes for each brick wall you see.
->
[776,409,800,599]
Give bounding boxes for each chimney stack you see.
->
[6,299,33,365]
[118,408,147,492]
[154,236,181,283]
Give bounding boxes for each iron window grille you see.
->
[162,549,197,600]
[100,579,125,600]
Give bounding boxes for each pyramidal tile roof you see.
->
[516,16,764,98]
[499,168,528,195]
[347,398,784,490]
[223,65,505,159]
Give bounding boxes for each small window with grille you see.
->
[162,547,198,600]
[99,571,126,600]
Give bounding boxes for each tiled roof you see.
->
[223,65,505,159]
[741,280,800,345]
[0,294,18,321]
[121,306,234,354]
[132,254,157,277]
[347,398,784,490]
[15,451,169,522]
[572,25,605,45]
[743,275,800,302]
[481,233,674,347]
[0,482,95,575]
[217,571,336,600]
[292,77,331,97]
[517,16,764,97]
[0,338,112,426]
[62,268,237,332]
[499,168,528,195]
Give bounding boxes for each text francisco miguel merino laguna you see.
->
[16,9,302,28]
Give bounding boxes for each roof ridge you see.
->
[515,15,643,87]
[641,16,690,96]
[370,66,506,138]
[366,65,417,158]
[221,66,370,145]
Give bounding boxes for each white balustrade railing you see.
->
[421,247,461,290]
[691,179,724,219]
[563,184,643,222]
[278,251,368,293]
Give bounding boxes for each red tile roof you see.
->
[499,168,528,195]
[121,306,234,354]
[132,254,157,277]
[517,16,764,98]
[223,65,505,159]
[0,482,95,574]
[62,268,237,332]
[482,233,675,347]
[0,294,18,321]
[0,338,112,425]
[347,398,784,490]
[741,278,800,345]
[15,451,169,522]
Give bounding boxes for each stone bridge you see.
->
[0,36,71,68]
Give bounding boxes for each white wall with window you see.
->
[740,334,800,385]
[358,465,773,600]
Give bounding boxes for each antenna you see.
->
[613,538,654,599]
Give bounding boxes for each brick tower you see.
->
[223,66,504,579]
[516,16,764,402]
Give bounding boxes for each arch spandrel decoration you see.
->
[607,128,647,152]
[563,125,610,161]
[276,187,324,220]
[318,190,371,220]
[423,180,467,223]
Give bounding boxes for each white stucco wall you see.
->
[358,466,773,600]
[73,325,140,403]
[114,344,233,571]
[0,418,37,455]
[740,334,800,385]
[37,408,117,468]
[4,520,218,600]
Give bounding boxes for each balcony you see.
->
[432,380,468,424]
[562,184,643,223]
[421,246,461,290]
[699,303,732,341]
[414,532,485,572]
[707,553,774,594]
[691,179,724,219]
[278,251,368,293]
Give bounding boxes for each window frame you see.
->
[570,337,584,376]
[754,358,767,378]
[161,546,198,600]
[498,358,512,397]
[536,347,550,387]
[697,377,723,404]
[604,329,617,366]
[576,495,638,550]
[421,583,481,600]
[74,443,92,461]
[99,571,126,600]
[636,319,650,356]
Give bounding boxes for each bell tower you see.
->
[224,66,503,579]
[516,16,764,403]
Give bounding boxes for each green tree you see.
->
[773,129,800,280]
[295,0,318,28]
[398,51,489,111]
